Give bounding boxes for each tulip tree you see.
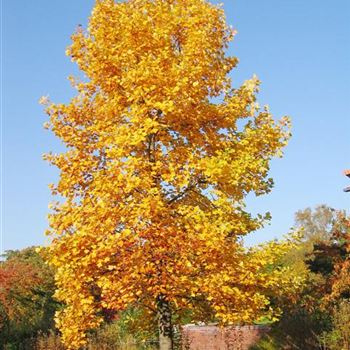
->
[42,0,297,349]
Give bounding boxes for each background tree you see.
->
[42,0,294,349]
[0,247,58,349]
[254,206,350,350]
[294,205,338,243]
[308,211,350,350]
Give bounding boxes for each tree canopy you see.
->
[42,0,296,349]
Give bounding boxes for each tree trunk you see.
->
[157,295,173,350]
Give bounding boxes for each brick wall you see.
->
[181,324,269,350]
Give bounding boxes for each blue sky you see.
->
[2,0,349,251]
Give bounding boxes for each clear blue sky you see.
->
[2,0,350,251]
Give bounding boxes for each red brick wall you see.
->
[181,325,270,350]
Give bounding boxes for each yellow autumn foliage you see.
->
[42,0,297,348]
